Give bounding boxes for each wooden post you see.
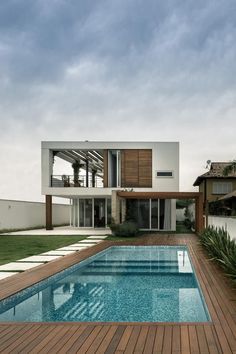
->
[46,195,53,230]
[195,193,204,234]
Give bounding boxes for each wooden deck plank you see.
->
[172,326,181,354]
[104,325,126,354]
[124,326,141,354]
[134,325,149,353]
[86,325,111,354]
[57,324,94,353]
[196,325,209,354]
[96,325,119,354]
[29,325,63,353]
[143,325,156,354]
[115,325,133,353]
[188,325,200,354]
[75,325,103,354]
[153,325,164,353]
[162,326,172,354]
[204,324,221,354]
[181,325,190,354]
[9,325,49,353]
[0,324,35,351]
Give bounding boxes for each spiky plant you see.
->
[200,226,236,281]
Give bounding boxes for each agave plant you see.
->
[200,226,236,281]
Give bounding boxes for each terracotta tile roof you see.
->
[193,162,236,186]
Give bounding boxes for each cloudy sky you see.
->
[0,0,236,202]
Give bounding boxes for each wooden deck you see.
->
[0,234,236,353]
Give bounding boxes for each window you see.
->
[212,182,232,195]
[156,171,173,177]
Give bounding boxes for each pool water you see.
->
[0,246,210,322]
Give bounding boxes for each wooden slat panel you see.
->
[121,149,139,187]
[138,149,152,187]
[121,149,152,188]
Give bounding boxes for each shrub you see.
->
[200,226,236,281]
[109,221,139,237]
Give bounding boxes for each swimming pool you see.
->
[0,246,210,322]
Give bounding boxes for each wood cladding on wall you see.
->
[121,149,152,188]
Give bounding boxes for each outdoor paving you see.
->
[57,246,89,251]
[42,250,76,256]
[79,239,103,243]
[87,235,108,239]
[0,272,19,280]
[0,235,106,276]
[0,262,43,271]
[2,226,111,236]
[16,255,63,263]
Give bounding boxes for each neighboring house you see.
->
[41,141,179,231]
[193,162,236,215]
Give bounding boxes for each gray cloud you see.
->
[0,0,236,201]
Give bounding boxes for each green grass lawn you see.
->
[0,235,86,265]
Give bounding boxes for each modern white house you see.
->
[41,141,180,231]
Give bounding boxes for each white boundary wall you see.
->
[0,199,70,230]
[208,216,236,240]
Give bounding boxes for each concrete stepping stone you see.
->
[79,240,103,243]
[0,272,19,280]
[87,236,108,239]
[17,255,63,263]
[0,262,43,271]
[57,246,87,251]
[69,243,90,247]
[42,250,75,256]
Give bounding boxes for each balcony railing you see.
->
[51,175,104,188]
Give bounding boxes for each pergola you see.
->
[117,191,204,233]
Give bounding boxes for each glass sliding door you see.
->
[159,199,171,230]
[138,199,150,229]
[151,199,159,229]
[79,199,93,227]
[94,199,106,227]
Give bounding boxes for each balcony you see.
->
[51,175,104,188]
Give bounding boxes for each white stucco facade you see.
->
[41,141,179,231]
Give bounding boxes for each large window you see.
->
[126,199,172,230]
[212,182,232,195]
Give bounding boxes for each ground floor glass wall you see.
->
[126,199,172,230]
[71,198,111,228]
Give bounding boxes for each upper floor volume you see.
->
[41,141,179,194]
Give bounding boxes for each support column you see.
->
[46,195,53,230]
[195,193,204,234]
[111,190,120,224]
[121,198,126,223]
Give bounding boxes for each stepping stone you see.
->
[0,262,43,271]
[79,240,103,243]
[87,236,107,239]
[69,243,90,247]
[17,255,63,263]
[42,250,75,256]
[0,272,19,280]
[57,246,86,251]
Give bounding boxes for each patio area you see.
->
[2,226,111,236]
[0,233,236,353]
